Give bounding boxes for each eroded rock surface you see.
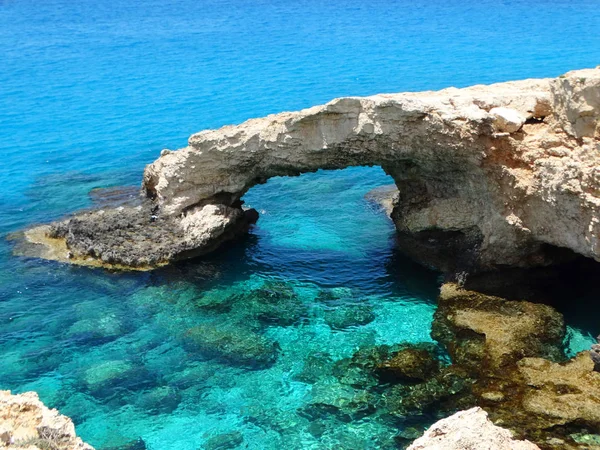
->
[407,407,540,450]
[0,390,93,450]
[18,67,600,270]
[429,283,600,449]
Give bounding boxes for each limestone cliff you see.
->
[20,68,600,271]
[0,390,93,450]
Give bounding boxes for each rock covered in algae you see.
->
[384,365,474,417]
[376,346,441,382]
[0,390,93,449]
[323,303,375,330]
[184,322,279,369]
[432,283,565,374]
[511,352,600,429]
[427,283,600,449]
[407,407,540,450]
[202,431,244,450]
[193,280,309,328]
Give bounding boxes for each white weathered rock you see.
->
[0,390,93,449]
[139,68,600,272]
[407,407,540,450]
[490,107,527,133]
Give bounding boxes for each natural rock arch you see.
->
[21,68,600,271]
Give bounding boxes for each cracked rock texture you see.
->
[0,390,93,449]
[20,67,600,270]
[407,407,540,450]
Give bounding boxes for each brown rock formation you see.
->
[0,390,93,450]
[430,284,600,450]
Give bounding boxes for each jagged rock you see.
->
[428,283,600,449]
[376,346,440,382]
[407,407,540,450]
[432,283,565,374]
[490,107,526,132]
[0,390,93,449]
[18,68,600,271]
[591,335,600,372]
[364,184,399,216]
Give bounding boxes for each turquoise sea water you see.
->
[1,1,600,448]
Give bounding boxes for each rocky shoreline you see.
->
[16,67,600,275]
[6,68,600,448]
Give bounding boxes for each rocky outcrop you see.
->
[0,390,93,450]
[17,68,600,271]
[428,284,600,449]
[407,407,539,450]
[407,407,540,450]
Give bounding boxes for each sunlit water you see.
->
[1,0,600,448]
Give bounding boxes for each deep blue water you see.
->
[1,1,600,448]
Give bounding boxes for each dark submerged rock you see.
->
[323,303,375,330]
[202,431,244,450]
[376,346,441,383]
[184,322,279,369]
[293,352,334,384]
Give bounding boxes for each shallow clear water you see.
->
[1,0,600,448]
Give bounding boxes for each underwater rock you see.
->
[67,315,124,345]
[0,390,93,449]
[432,283,565,374]
[21,68,600,272]
[323,303,375,330]
[384,365,474,417]
[195,281,307,327]
[302,382,376,422]
[103,438,147,450]
[333,345,401,389]
[246,281,308,327]
[293,352,335,384]
[81,359,151,397]
[427,283,600,449]
[134,386,181,415]
[88,186,143,208]
[202,431,244,450]
[407,407,540,450]
[376,346,440,383]
[184,322,279,369]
